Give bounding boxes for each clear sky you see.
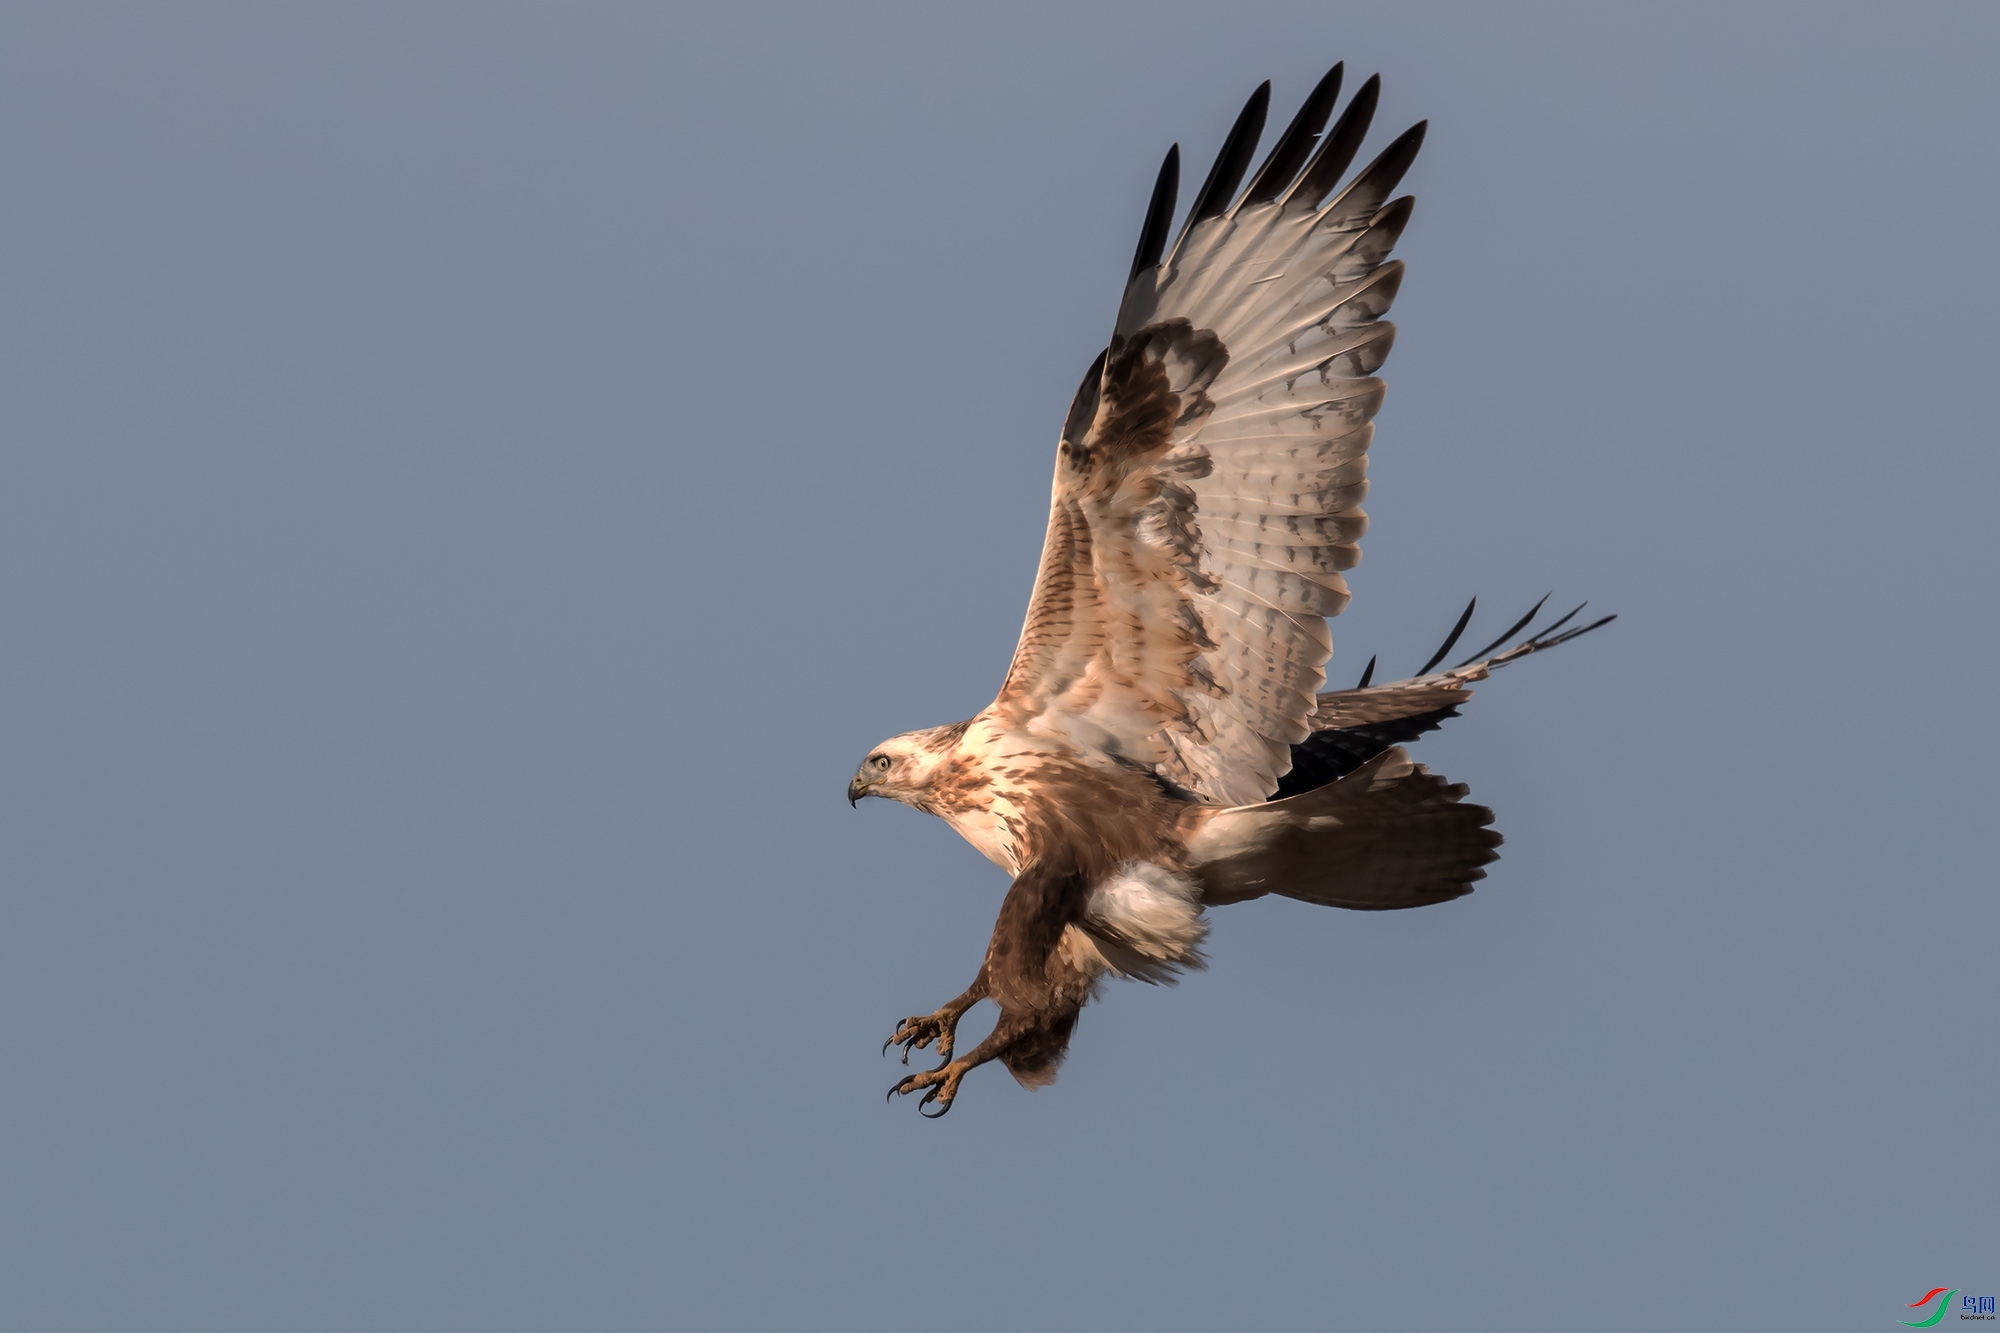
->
[2,1,1995,1328]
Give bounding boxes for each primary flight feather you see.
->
[850,61,1612,1117]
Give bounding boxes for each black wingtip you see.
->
[1417,597,1477,676]
[1539,612,1617,648]
[1356,654,1376,690]
[1376,120,1428,190]
[1319,118,1427,221]
[1128,144,1180,283]
[1288,72,1380,208]
[1240,62,1343,208]
[1530,601,1589,642]
[1177,81,1271,245]
[1452,593,1551,670]
[1430,600,1616,680]
[1060,345,1110,448]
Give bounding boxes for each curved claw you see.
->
[887,1061,963,1116]
[883,1014,952,1066]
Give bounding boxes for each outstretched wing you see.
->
[992,65,1423,806]
[1274,597,1619,797]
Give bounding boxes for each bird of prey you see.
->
[849,62,1611,1117]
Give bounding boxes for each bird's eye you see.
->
[872,755,891,770]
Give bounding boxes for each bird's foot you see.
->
[887,1060,970,1119]
[882,1008,961,1065]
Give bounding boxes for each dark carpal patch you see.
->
[1071,320,1227,472]
[1001,319,1234,733]
[1061,347,1109,451]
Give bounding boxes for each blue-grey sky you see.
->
[2,1,1995,1328]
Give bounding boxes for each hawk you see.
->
[850,62,1611,1116]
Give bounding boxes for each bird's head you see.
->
[847,724,963,809]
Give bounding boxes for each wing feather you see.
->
[992,66,1422,804]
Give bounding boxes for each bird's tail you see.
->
[1184,747,1501,909]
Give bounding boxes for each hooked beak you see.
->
[847,776,871,807]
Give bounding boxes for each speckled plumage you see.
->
[852,63,1609,1117]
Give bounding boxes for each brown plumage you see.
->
[850,62,1612,1117]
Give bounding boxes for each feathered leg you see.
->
[886,855,1095,1116]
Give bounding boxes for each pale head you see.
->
[847,722,967,810]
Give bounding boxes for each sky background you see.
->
[2,1,1995,1328]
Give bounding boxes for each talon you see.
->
[881,1000,979,1112]
[882,1010,960,1069]
[887,1059,966,1115]
[883,1018,921,1061]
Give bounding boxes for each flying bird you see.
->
[850,62,1611,1116]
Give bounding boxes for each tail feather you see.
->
[1188,747,1500,910]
